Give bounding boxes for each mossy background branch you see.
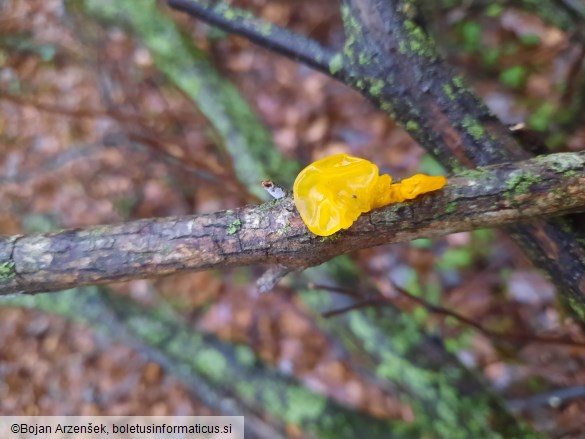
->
[167,0,337,75]
[2,287,406,439]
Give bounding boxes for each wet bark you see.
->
[1,152,584,296]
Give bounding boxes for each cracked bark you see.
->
[1,152,584,296]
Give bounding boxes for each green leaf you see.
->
[519,34,541,46]
[528,102,556,132]
[499,65,527,89]
[485,4,504,17]
[438,248,473,270]
[462,21,482,52]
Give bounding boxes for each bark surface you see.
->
[1,152,584,296]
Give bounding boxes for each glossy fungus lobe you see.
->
[293,154,446,236]
[293,154,385,236]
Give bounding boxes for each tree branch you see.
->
[1,152,584,296]
[168,0,585,318]
[167,0,336,75]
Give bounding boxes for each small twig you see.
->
[310,282,585,350]
[307,283,368,301]
[321,298,383,318]
[558,44,585,134]
[0,144,103,185]
[0,92,145,123]
[393,282,585,349]
[561,44,585,105]
[309,281,384,317]
[256,265,291,293]
[507,385,585,412]
[166,0,336,76]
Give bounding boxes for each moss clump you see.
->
[340,4,360,60]
[539,152,585,173]
[319,233,341,243]
[259,21,272,36]
[462,115,486,141]
[369,79,385,96]
[215,3,255,22]
[329,53,343,75]
[452,75,465,88]
[358,52,372,65]
[402,20,436,57]
[193,348,228,382]
[406,120,420,131]
[443,83,455,100]
[506,171,541,196]
[0,261,16,280]
[398,40,408,54]
[568,295,585,321]
[380,101,395,117]
[456,168,485,180]
[227,218,242,235]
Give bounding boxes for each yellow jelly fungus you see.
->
[293,153,447,236]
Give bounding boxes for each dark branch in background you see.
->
[507,385,585,412]
[167,0,335,75]
[167,0,523,165]
[559,45,585,134]
[313,283,585,350]
[389,282,585,349]
[167,0,585,319]
[0,152,584,296]
[321,298,380,318]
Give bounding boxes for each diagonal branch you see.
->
[167,0,336,75]
[1,152,584,296]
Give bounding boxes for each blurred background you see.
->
[1,0,585,437]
